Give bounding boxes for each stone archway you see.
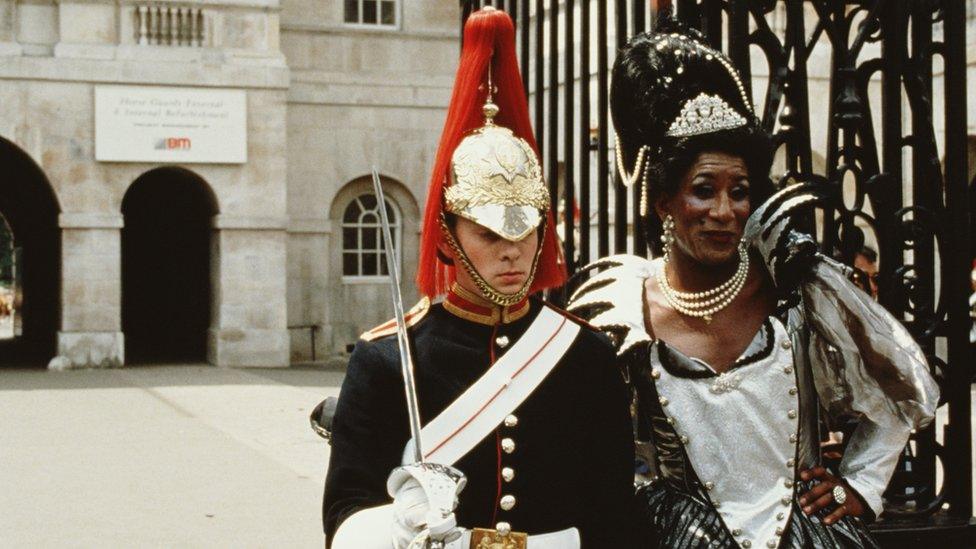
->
[0,137,61,367]
[121,167,218,364]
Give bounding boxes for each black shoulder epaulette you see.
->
[543,301,600,332]
[360,297,431,342]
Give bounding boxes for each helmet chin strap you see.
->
[438,213,546,307]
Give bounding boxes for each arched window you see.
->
[341,194,401,278]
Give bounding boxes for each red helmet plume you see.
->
[416,8,565,298]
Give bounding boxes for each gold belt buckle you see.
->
[470,527,528,549]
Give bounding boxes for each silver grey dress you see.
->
[568,255,939,549]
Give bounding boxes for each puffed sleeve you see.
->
[322,339,408,546]
[800,256,939,515]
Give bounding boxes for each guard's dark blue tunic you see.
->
[322,293,635,548]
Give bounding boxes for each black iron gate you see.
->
[461,0,973,544]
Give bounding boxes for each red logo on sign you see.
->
[156,137,192,150]
[166,137,191,150]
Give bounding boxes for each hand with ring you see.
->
[797,466,865,525]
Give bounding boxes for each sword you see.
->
[374,169,457,549]
[371,167,425,463]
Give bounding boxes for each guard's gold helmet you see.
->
[444,100,549,242]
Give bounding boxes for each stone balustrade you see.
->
[135,5,208,47]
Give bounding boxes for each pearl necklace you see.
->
[656,246,750,323]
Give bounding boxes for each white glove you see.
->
[387,463,466,549]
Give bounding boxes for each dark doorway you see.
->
[0,137,61,367]
[122,168,216,364]
[0,214,15,341]
[969,136,976,260]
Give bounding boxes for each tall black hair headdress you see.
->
[611,13,766,219]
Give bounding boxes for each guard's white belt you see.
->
[448,527,580,549]
[331,505,580,549]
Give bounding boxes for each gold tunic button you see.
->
[781,339,792,350]
[496,522,511,536]
[784,480,793,489]
[659,396,669,406]
[786,458,795,468]
[776,527,784,535]
[501,438,515,454]
[781,496,791,506]
[704,481,714,491]
[777,512,785,520]
[743,541,752,548]
[767,540,778,548]
[495,335,510,348]
[680,435,689,444]
[651,369,661,379]
[732,528,742,536]
[500,495,516,511]
[788,387,798,395]
[504,414,519,428]
[502,467,515,482]
[787,409,797,419]
[789,433,798,443]
[783,366,793,374]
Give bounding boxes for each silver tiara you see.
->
[666,93,748,137]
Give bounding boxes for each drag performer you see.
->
[320,8,634,549]
[567,14,939,549]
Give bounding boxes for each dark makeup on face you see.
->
[657,151,751,269]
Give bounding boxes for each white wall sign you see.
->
[95,86,247,164]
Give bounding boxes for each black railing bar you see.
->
[564,0,576,273]
[629,0,647,255]
[614,0,629,254]
[579,0,591,267]
[535,0,545,157]
[597,0,610,257]
[942,0,973,519]
[520,0,530,94]
[632,0,645,35]
[547,0,560,221]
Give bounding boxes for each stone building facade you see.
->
[0,0,458,368]
[280,1,457,363]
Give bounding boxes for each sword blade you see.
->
[371,167,425,463]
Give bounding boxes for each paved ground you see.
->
[0,365,343,548]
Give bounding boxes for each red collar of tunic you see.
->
[443,282,531,326]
